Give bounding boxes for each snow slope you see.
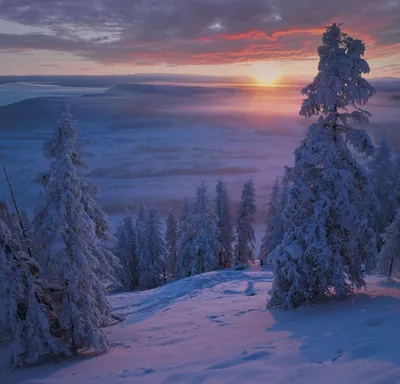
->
[1,269,400,384]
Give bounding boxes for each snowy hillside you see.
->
[2,269,400,384]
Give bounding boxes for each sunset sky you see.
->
[0,0,399,82]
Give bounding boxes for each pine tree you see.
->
[377,210,400,280]
[165,211,178,278]
[180,197,190,225]
[0,201,32,262]
[137,207,166,290]
[234,179,257,264]
[215,179,234,268]
[114,216,138,291]
[268,24,377,309]
[0,210,66,368]
[370,137,398,249]
[191,183,220,275]
[33,110,116,352]
[135,202,148,289]
[260,178,286,263]
[36,109,119,307]
[177,183,220,277]
[175,198,192,279]
[394,156,400,196]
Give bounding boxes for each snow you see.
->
[2,269,400,383]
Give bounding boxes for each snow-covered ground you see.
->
[2,269,400,384]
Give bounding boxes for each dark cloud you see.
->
[0,0,399,66]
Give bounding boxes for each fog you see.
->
[0,80,399,240]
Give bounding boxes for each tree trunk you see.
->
[388,256,394,280]
[0,152,33,259]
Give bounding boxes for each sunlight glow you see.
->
[250,62,281,86]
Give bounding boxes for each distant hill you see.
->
[0,74,253,88]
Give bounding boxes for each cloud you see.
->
[0,0,399,67]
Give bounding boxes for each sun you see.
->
[250,62,280,86]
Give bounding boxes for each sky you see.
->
[0,0,399,82]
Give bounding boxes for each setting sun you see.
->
[250,62,281,86]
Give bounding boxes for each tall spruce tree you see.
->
[215,179,234,268]
[234,179,257,264]
[268,24,377,308]
[33,110,116,352]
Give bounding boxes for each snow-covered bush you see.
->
[245,281,256,296]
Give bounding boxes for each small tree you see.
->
[234,179,257,264]
[33,110,115,352]
[165,211,178,279]
[114,216,138,291]
[377,210,400,280]
[137,207,166,290]
[369,137,398,249]
[268,24,377,309]
[260,178,286,263]
[215,179,234,268]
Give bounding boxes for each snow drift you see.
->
[1,269,400,384]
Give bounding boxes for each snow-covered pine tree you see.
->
[165,210,178,278]
[377,210,400,280]
[135,202,148,288]
[137,207,166,290]
[190,183,220,275]
[260,178,286,264]
[234,179,257,264]
[176,198,193,279]
[114,216,138,291]
[268,24,377,309]
[394,156,400,197]
[370,137,398,249]
[179,197,190,225]
[36,110,119,299]
[215,179,234,268]
[33,110,116,352]
[177,183,220,277]
[0,209,66,368]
